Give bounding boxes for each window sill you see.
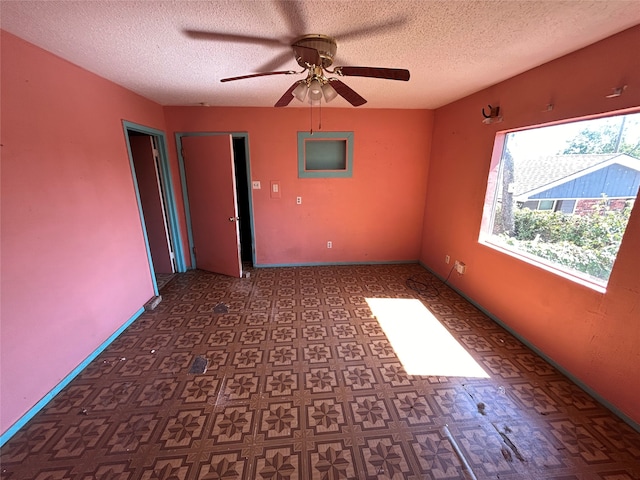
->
[478,236,607,294]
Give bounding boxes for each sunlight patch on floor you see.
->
[366,298,490,378]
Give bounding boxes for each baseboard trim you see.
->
[253,260,419,268]
[418,261,640,434]
[0,306,146,447]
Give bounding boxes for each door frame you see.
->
[123,121,187,295]
[175,132,256,268]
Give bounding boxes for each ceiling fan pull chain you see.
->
[309,99,313,135]
[319,99,322,131]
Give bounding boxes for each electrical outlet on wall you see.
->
[454,260,466,275]
[327,241,332,249]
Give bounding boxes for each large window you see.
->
[479,112,640,288]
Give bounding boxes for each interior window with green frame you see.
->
[298,131,354,178]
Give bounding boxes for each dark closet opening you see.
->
[127,130,176,289]
[233,137,253,264]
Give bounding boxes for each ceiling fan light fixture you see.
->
[217,32,409,108]
[322,82,338,103]
[292,82,308,102]
[309,79,323,101]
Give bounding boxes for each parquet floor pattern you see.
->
[1,264,638,479]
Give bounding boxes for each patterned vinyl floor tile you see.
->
[1,264,639,479]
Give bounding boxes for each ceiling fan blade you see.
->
[329,79,367,107]
[294,44,321,66]
[275,82,301,107]
[220,70,297,83]
[333,16,408,42]
[335,66,410,81]
[184,29,285,47]
[256,50,295,73]
[274,0,307,37]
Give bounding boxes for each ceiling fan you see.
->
[217,34,410,107]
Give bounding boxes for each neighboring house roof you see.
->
[512,153,640,200]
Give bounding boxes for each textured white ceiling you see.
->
[2,0,639,109]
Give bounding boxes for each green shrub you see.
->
[499,236,616,281]
[513,202,631,248]
[499,199,632,281]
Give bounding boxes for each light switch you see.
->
[252,181,261,189]
[270,181,281,198]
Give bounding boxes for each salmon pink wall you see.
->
[1,32,166,435]
[163,107,433,266]
[421,26,640,425]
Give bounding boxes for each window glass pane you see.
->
[538,200,555,210]
[557,200,576,214]
[481,112,640,287]
[305,140,347,170]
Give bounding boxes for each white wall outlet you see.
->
[327,241,332,248]
[454,260,466,275]
[252,181,261,189]
[445,255,450,264]
[296,196,302,205]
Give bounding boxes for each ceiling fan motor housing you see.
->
[292,34,337,68]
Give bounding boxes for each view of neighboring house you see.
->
[512,153,640,214]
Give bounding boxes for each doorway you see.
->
[177,133,255,274]
[233,136,254,265]
[124,122,184,294]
